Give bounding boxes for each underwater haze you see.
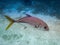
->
[0,0,60,45]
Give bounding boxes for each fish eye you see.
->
[44,26,47,29]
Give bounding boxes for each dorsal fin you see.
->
[26,14,31,17]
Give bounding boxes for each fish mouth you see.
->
[45,28,49,31]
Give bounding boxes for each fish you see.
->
[5,14,49,31]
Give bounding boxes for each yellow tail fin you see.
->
[5,15,14,30]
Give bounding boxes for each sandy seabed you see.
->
[0,14,60,45]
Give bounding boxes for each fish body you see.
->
[5,14,49,30]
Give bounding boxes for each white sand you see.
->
[0,14,60,45]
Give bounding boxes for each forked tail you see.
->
[5,15,15,30]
